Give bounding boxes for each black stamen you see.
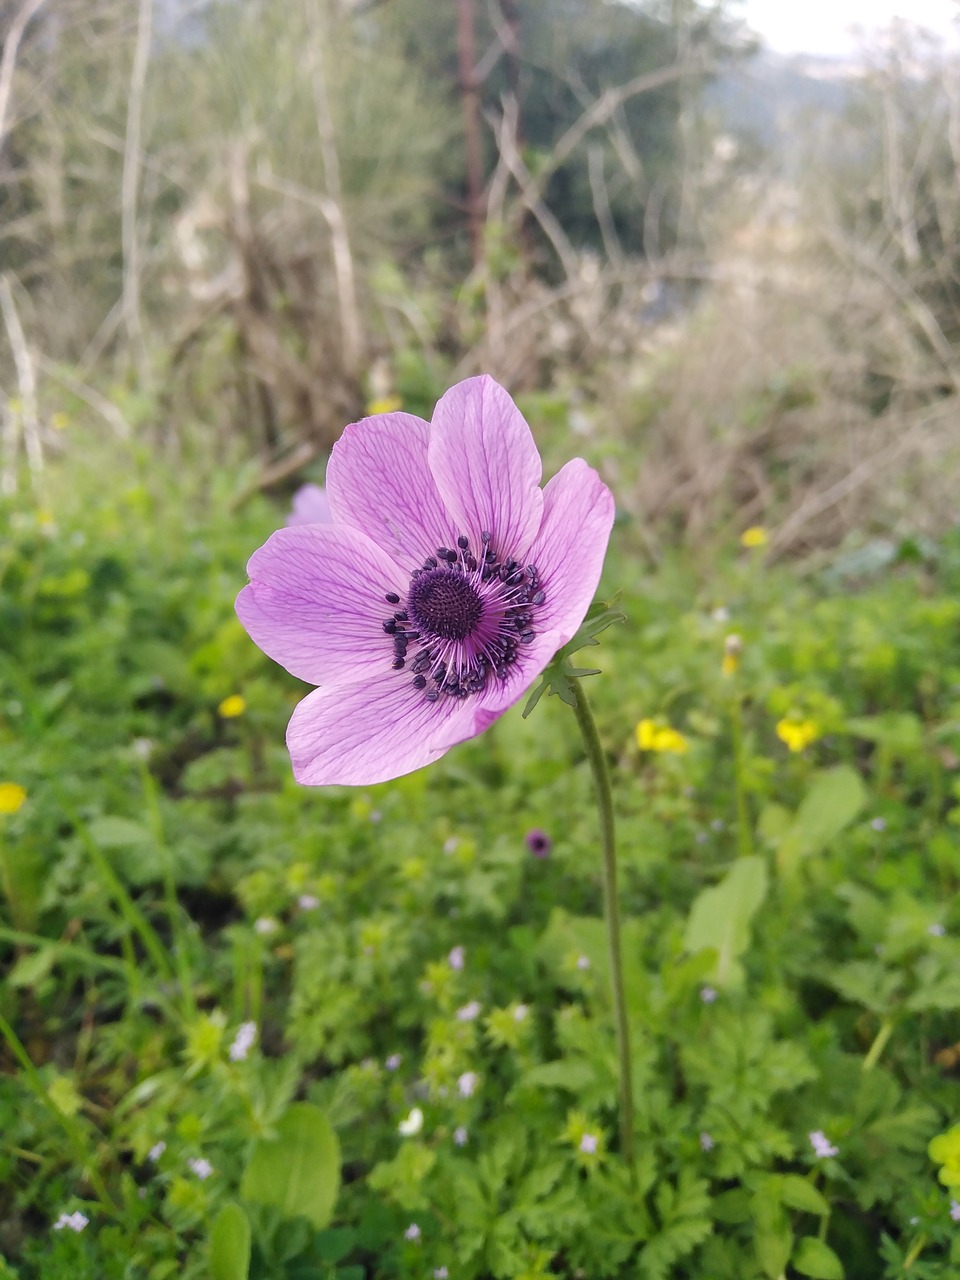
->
[457,535,469,549]
[412,674,427,690]
[385,592,401,604]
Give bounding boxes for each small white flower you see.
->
[385,1053,402,1071]
[700,985,718,1004]
[404,1222,421,1242]
[188,1157,214,1179]
[370,809,383,823]
[710,819,725,832]
[711,606,730,623]
[870,817,887,832]
[448,945,465,970]
[229,1020,257,1062]
[513,1003,529,1022]
[457,1071,479,1098]
[254,917,278,936]
[700,1132,715,1151]
[453,1125,469,1146]
[147,1140,166,1163]
[53,1211,89,1233]
[443,837,459,854]
[576,954,591,971]
[456,1000,482,1021]
[579,1133,598,1154]
[808,1130,839,1159]
[434,1269,449,1279]
[298,894,320,911]
[132,737,154,761]
[929,923,946,937]
[398,1107,424,1137]
[951,1200,960,1223]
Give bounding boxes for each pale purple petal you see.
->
[236,525,404,686]
[326,412,458,567]
[428,376,543,557]
[525,458,614,643]
[286,483,331,527]
[286,670,481,785]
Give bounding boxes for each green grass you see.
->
[3,445,960,1279]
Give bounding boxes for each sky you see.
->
[739,0,960,56]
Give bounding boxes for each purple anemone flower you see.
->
[525,829,552,857]
[286,483,332,527]
[236,376,615,786]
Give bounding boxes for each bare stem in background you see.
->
[304,0,363,378]
[122,0,153,381]
[0,0,46,152]
[457,0,485,268]
[0,275,44,492]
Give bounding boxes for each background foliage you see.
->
[2,0,960,1276]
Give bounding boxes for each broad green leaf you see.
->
[846,713,923,753]
[240,1103,340,1229]
[777,766,866,876]
[209,1201,251,1280]
[8,946,57,989]
[753,1194,792,1279]
[777,1174,830,1216]
[683,856,768,987]
[793,1235,844,1278]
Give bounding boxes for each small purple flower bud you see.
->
[526,829,552,857]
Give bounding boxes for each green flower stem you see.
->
[863,1017,894,1071]
[729,693,753,858]
[569,674,635,1175]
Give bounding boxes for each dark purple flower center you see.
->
[381,533,545,703]
[408,569,483,641]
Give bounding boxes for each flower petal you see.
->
[236,524,404,687]
[428,376,543,557]
[286,671,481,785]
[326,412,458,568]
[525,457,615,644]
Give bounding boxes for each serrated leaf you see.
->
[209,1201,251,1280]
[683,856,768,987]
[793,1235,844,1278]
[240,1103,340,1229]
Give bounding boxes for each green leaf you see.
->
[793,1235,844,1278]
[209,1201,251,1280]
[845,713,923,754]
[777,766,866,876]
[777,1174,830,1216]
[240,1103,340,1229]
[7,946,57,989]
[682,856,768,987]
[522,595,624,715]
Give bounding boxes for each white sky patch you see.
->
[738,0,960,57]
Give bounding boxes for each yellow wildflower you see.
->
[0,778,26,808]
[637,719,689,754]
[776,718,819,753]
[366,396,403,416]
[740,526,768,549]
[51,412,71,431]
[218,694,246,719]
[721,634,742,677]
[0,782,27,815]
[929,1124,960,1186]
